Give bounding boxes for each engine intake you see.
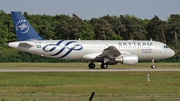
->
[115,55,138,65]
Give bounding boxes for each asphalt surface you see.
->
[0,67,179,72]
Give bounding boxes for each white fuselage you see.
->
[8,40,175,61]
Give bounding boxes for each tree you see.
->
[102,15,125,39]
[69,14,83,39]
[120,15,146,40]
[79,21,95,40]
[167,14,180,49]
[90,17,119,40]
[40,15,55,39]
[0,10,9,44]
[147,15,166,43]
[54,14,71,39]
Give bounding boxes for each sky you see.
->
[0,0,180,20]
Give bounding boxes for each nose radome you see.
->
[171,49,175,56]
[167,49,175,58]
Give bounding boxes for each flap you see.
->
[83,53,101,60]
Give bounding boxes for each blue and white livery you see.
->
[8,11,175,69]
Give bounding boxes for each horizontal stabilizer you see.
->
[18,43,33,48]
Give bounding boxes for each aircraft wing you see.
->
[83,46,123,60]
[83,46,134,61]
[97,46,120,59]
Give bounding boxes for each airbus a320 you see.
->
[8,11,175,69]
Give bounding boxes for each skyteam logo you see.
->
[43,40,83,58]
[16,20,29,34]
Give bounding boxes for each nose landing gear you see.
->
[151,59,156,69]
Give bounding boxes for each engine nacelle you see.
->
[115,55,138,65]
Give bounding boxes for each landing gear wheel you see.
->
[151,59,155,69]
[88,63,95,69]
[101,63,108,69]
[151,65,156,69]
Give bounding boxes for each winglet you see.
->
[11,11,43,41]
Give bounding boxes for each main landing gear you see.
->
[88,63,95,69]
[151,59,156,69]
[88,62,108,69]
[100,63,108,69]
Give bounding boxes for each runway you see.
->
[0,67,180,72]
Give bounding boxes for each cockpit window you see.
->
[164,46,169,48]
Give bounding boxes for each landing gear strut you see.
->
[151,59,156,69]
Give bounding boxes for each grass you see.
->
[0,71,180,101]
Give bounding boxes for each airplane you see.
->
[7,11,175,69]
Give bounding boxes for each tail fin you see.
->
[11,11,43,41]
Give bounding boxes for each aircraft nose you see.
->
[167,49,175,58]
[171,49,175,57]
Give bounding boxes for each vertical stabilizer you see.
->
[11,11,43,41]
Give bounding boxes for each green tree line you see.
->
[0,10,179,62]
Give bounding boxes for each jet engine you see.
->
[115,55,138,65]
